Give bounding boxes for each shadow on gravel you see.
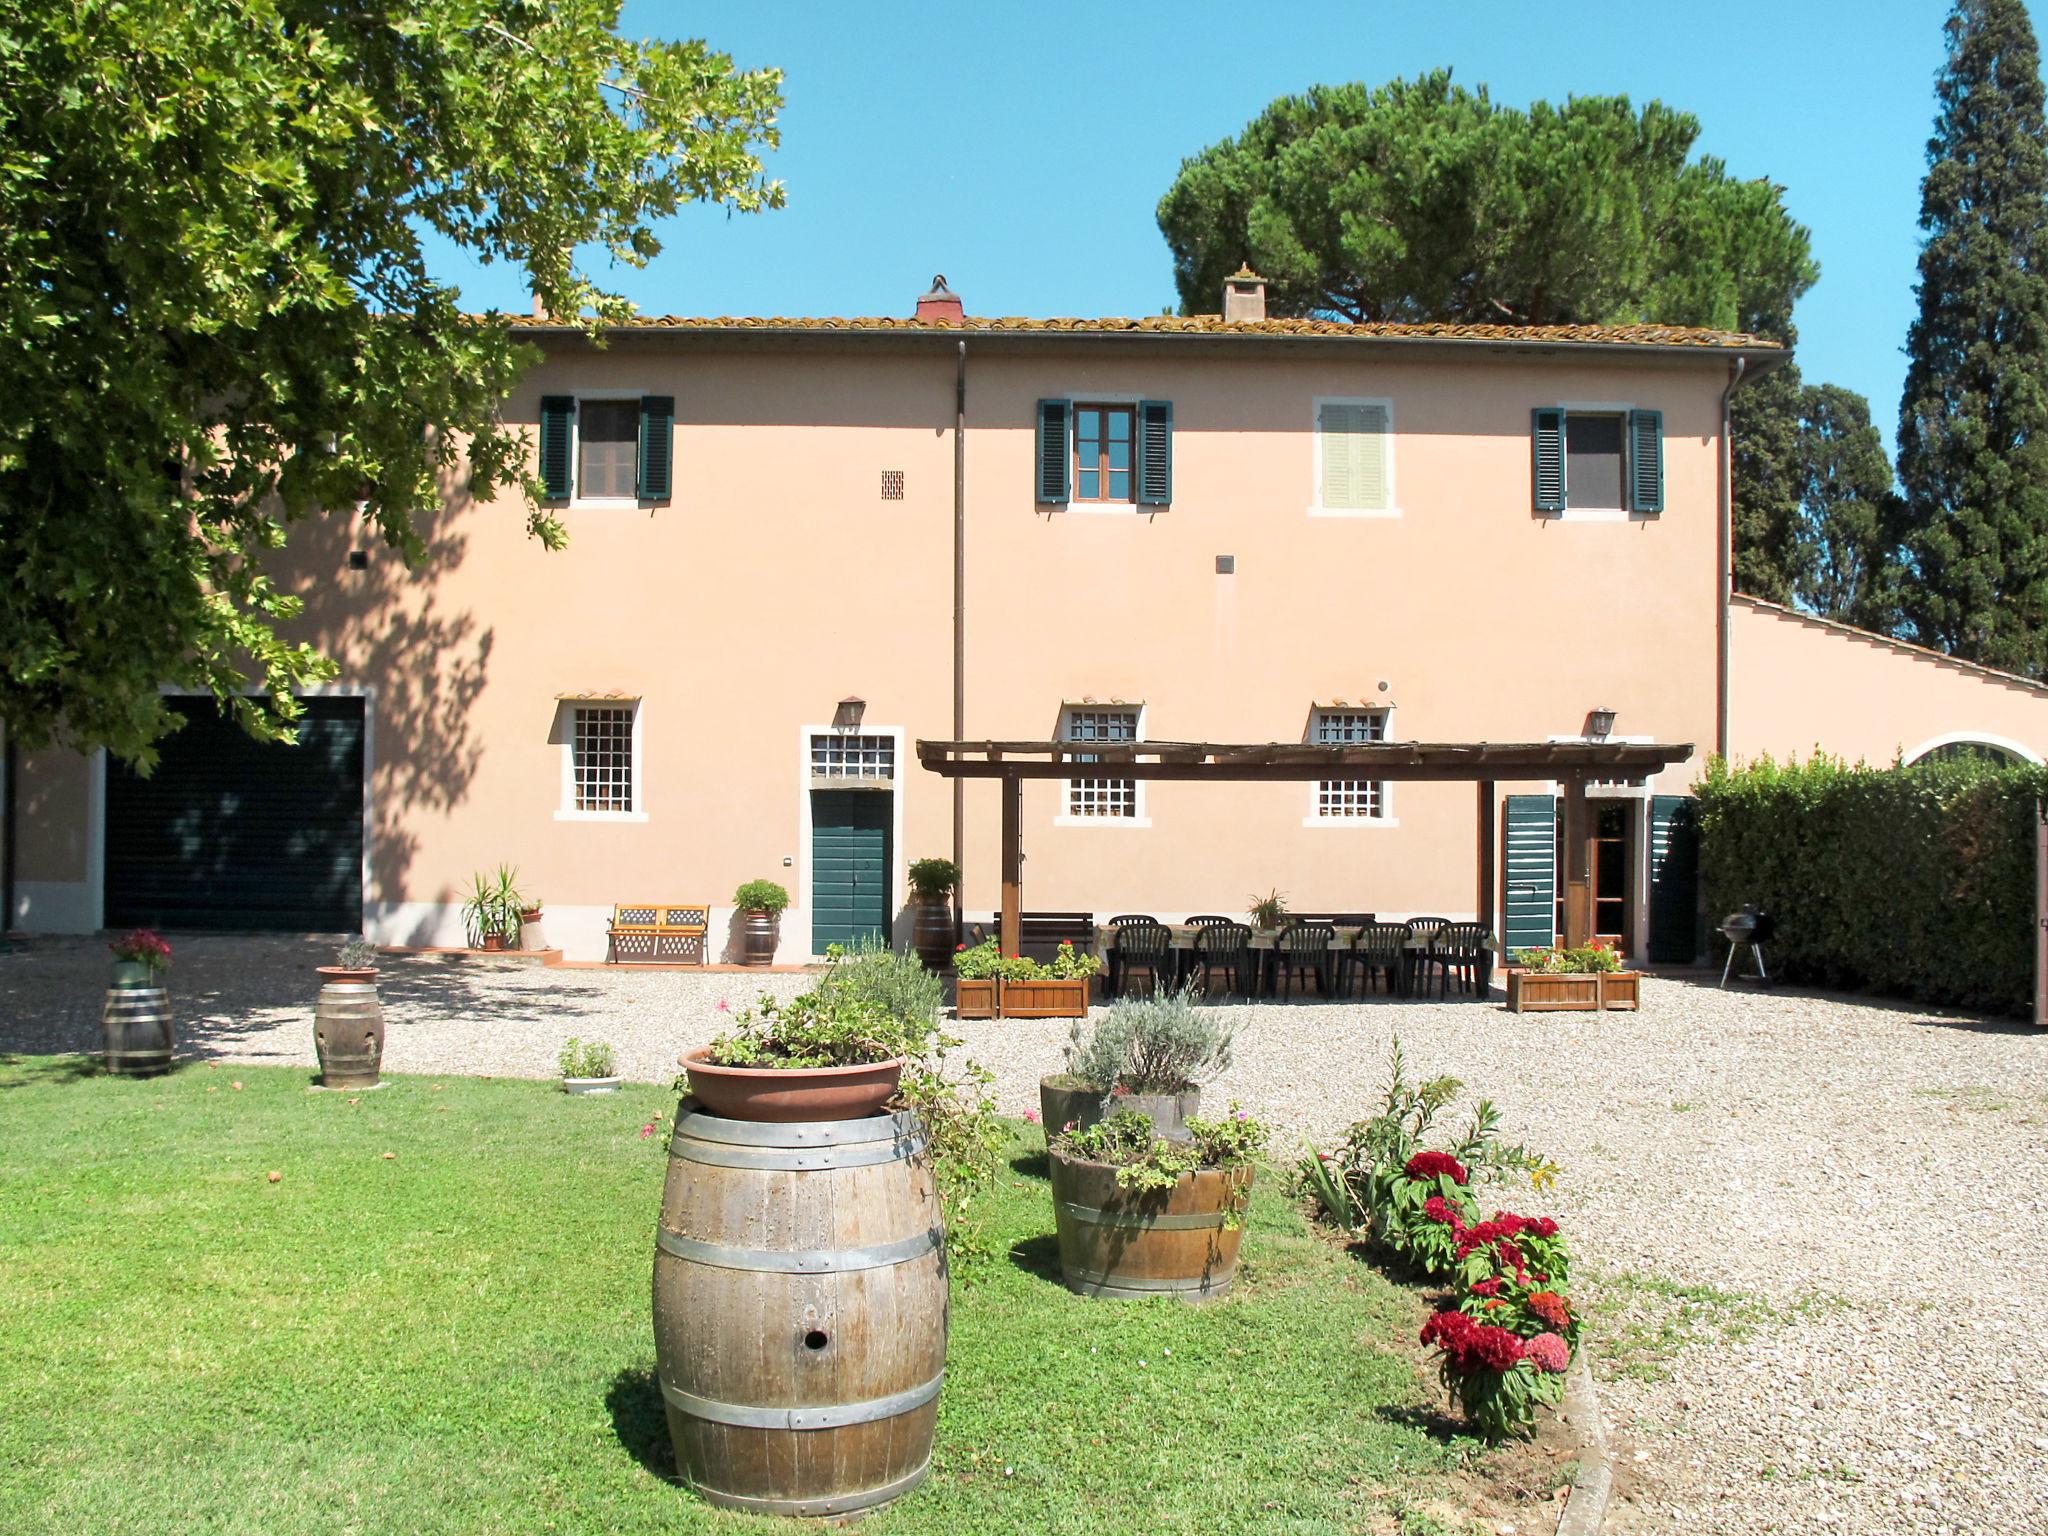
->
[1908,1014,2039,1036]
[605,1366,676,1482]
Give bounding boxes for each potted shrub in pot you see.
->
[559,1036,622,1094]
[314,935,385,1089]
[907,857,960,971]
[998,940,1102,1019]
[1247,887,1289,932]
[680,989,913,1121]
[1041,979,1232,1140]
[733,879,790,967]
[318,935,380,985]
[462,865,526,951]
[1505,939,1634,1012]
[108,928,172,989]
[102,929,174,1077]
[1047,1105,1268,1301]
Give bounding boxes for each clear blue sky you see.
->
[431,1,2031,453]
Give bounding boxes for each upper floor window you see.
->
[1311,707,1391,821]
[1532,407,1663,517]
[1061,706,1141,819]
[1034,399,1172,508]
[1313,399,1394,516]
[557,699,644,820]
[1075,405,1135,503]
[539,395,674,503]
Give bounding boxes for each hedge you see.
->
[1696,753,2048,1016]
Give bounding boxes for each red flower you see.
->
[1468,1279,1502,1298]
[1526,1332,1571,1374]
[955,942,967,951]
[1529,1216,1559,1238]
[1421,1195,1464,1228]
[1404,1151,1470,1185]
[1421,1308,1527,1374]
[1527,1291,1572,1330]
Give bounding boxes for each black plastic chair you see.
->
[1178,915,1234,983]
[1190,921,1255,998]
[1346,921,1409,996]
[1110,921,1173,997]
[1400,917,1450,996]
[1102,915,1154,994]
[1431,922,1493,999]
[1274,922,1337,1000]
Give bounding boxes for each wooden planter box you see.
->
[953,977,998,1019]
[998,978,1091,1019]
[1506,969,1641,1013]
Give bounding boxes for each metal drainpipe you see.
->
[1716,356,1746,762]
[951,341,967,938]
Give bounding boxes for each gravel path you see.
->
[6,934,2047,1534]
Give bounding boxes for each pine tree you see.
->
[1895,0,2048,674]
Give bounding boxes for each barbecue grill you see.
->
[1717,906,1775,987]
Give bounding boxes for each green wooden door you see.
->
[1502,794,1557,952]
[810,790,891,953]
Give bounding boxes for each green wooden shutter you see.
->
[540,396,574,501]
[1135,399,1173,505]
[1503,794,1558,951]
[1628,408,1664,514]
[1035,399,1070,504]
[1531,407,1566,513]
[638,395,674,500]
[1647,794,1699,963]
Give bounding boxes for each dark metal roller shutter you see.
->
[105,696,365,932]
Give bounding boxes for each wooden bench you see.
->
[962,911,1099,966]
[606,903,711,965]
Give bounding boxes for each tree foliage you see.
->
[0,0,782,761]
[1787,384,1902,626]
[1895,0,2048,675]
[1156,71,1815,332]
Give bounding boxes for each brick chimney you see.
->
[531,290,550,321]
[915,274,964,323]
[1222,265,1267,323]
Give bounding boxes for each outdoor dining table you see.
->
[1091,924,1443,998]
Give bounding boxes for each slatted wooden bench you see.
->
[606,903,711,965]
[1013,911,1098,966]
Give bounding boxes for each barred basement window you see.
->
[573,705,636,812]
[1314,708,1388,819]
[811,733,896,781]
[1063,707,1139,818]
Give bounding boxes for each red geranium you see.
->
[1404,1151,1469,1185]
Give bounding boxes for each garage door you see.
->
[104,696,365,932]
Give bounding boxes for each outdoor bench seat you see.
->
[1012,911,1097,965]
[606,903,710,965]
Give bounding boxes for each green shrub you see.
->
[1064,978,1232,1093]
[906,857,959,899]
[732,879,791,916]
[818,936,944,1026]
[556,1037,616,1079]
[1697,753,2048,1014]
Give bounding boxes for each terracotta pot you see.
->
[911,899,955,971]
[480,933,507,953]
[741,910,779,966]
[1039,1075,1199,1141]
[316,966,379,984]
[679,1047,904,1122]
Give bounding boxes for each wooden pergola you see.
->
[916,738,1696,955]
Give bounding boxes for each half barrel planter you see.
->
[1038,1075,1200,1142]
[314,967,384,1087]
[654,1101,948,1519]
[997,978,1090,1019]
[102,963,173,1077]
[1047,1149,1252,1302]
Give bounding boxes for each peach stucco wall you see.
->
[1727,595,2048,767]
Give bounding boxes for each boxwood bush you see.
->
[1697,753,2048,1015]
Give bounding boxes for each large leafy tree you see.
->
[0,0,782,761]
[1894,0,2048,674]
[1787,384,1903,626]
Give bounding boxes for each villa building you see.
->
[9,275,2048,963]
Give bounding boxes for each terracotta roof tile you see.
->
[512,312,1781,350]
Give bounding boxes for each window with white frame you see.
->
[1313,707,1390,819]
[1062,707,1140,818]
[1315,398,1393,514]
[811,733,895,782]
[569,703,636,812]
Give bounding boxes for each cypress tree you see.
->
[1896,0,2048,673]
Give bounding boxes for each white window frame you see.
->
[556,698,647,821]
[1055,704,1149,827]
[1308,395,1400,518]
[567,392,649,509]
[1545,400,1653,524]
[1304,705,1398,827]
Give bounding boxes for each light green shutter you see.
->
[1135,399,1173,505]
[637,395,674,500]
[1319,401,1389,510]
[1647,794,1699,962]
[1035,399,1070,504]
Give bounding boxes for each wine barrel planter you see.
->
[1038,1075,1200,1141]
[1047,1149,1251,1303]
[314,974,384,1088]
[910,899,955,972]
[102,984,173,1076]
[741,910,779,966]
[654,1101,948,1519]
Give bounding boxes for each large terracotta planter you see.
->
[1039,1074,1199,1141]
[741,910,779,966]
[953,977,997,1019]
[1048,1150,1252,1302]
[910,899,955,972]
[998,978,1090,1019]
[679,1047,904,1122]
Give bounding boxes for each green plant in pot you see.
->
[107,928,172,989]
[558,1035,621,1094]
[313,936,386,1089]
[734,879,790,966]
[1040,979,1234,1141]
[1247,887,1288,930]
[682,988,918,1121]
[461,865,527,950]
[906,857,960,971]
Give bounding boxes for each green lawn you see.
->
[0,1057,1479,1535]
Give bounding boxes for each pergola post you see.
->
[1476,779,1496,933]
[998,771,1021,957]
[1560,774,1593,948]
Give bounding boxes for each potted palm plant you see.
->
[1040,979,1232,1140]
[680,989,910,1121]
[559,1036,622,1094]
[1247,888,1288,931]
[907,857,960,970]
[733,879,790,966]
[461,865,527,951]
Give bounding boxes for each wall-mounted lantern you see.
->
[1586,706,1618,741]
[832,696,866,732]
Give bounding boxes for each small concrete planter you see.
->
[561,1075,622,1095]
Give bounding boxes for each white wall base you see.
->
[12,880,98,934]
[365,900,839,965]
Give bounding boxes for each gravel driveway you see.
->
[6,933,2046,1534]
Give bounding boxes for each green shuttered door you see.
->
[105,696,366,932]
[1503,794,1557,951]
[1647,794,1700,963]
[810,790,891,952]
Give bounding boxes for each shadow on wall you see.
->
[287,486,492,941]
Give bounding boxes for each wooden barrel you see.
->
[653,1100,947,1519]
[102,986,173,1076]
[314,981,384,1088]
[1048,1149,1251,1302]
[910,900,955,972]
